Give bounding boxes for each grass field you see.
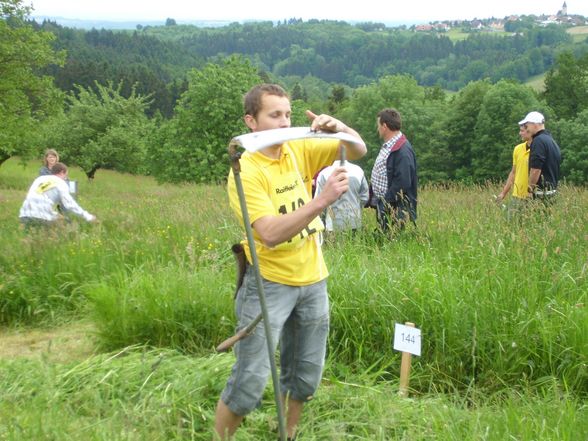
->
[567,25,588,43]
[525,73,546,92]
[445,28,509,42]
[1,157,586,440]
[445,28,469,42]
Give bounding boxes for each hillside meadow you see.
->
[0,157,586,440]
[567,25,588,43]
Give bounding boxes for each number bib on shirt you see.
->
[270,171,324,251]
[254,145,324,251]
[35,178,59,194]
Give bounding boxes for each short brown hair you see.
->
[378,108,402,131]
[51,162,68,175]
[244,84,289,118]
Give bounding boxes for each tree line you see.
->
[30,16,587,116]
[157,19,571,89]
[1,0,587,185]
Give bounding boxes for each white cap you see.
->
[518,111,544,125]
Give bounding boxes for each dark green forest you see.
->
[34,18,583,115]
[2,0,588,184]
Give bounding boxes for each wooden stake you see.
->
[399,322,415,397]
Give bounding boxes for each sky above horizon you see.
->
[27,0,588,24]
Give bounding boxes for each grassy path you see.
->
[0,321,96,363]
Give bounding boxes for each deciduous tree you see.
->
[0,0,64,166]
[341,75,441,176]
[543,51,588,120]
[550,110,588,184]
[444,80,492,180]
[149,56,260,183]
[471,81,542,181]
[49,81,153,179]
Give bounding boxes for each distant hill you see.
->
[31,16,236,30]
[35,17,588,116]
[31,15,416,30]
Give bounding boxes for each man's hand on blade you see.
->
[306,110,347,133]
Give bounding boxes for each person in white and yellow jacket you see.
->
[19,162,96,227]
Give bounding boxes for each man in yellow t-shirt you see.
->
[214,84,366,441]
[496,124,532,206]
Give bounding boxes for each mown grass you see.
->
[0,347,586,440]
[1,157,587,439]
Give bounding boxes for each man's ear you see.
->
[244,114,257,131]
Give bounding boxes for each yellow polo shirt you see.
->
[512,142,530,199]
[228,138,338,286]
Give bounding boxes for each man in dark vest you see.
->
[370,108,418,232]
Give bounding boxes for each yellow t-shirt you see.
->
[512,141,530,199]
[228,138,339,286]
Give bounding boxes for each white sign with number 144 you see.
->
[393,323,422,356]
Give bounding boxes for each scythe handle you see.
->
[215,313,263,352]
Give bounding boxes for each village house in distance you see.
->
[414,2,586,33]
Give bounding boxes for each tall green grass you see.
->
[0,158,239,325]
[1,159,586,398]
[89,265,234,353]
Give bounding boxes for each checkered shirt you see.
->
[371,132,403,198]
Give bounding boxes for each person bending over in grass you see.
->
[19,162,96,229]
[214,83,367,440]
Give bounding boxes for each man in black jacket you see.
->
[518,111,562,200]
[370,108,418,232]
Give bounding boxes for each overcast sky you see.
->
[27,0,587,24]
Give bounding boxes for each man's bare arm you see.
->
[253,168,348,248]
[528,168,542,194]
